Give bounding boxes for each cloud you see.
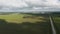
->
[0,0,60,11]
[0,0,28,7]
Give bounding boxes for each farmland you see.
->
[0,13,47,23]
[53,14,60,34]
[0,12,51,34]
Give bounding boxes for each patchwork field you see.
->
[51,13,60,34]
[53,16,60,34]
[0,12,60,34]
[0,13,51,34]
[0,13,47,23]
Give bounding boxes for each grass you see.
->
[53,16,60,34]
[0,13,46,23]
[0,13,51,34]
[53,17,60,23]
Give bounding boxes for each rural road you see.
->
[49,16,56,34]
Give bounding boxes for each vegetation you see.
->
[0,13,51,34]
[0,19,51,34]
[52,13,60,34]
[0,13,47,23]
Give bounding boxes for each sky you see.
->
[0,0,60,12]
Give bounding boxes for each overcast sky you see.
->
[0,0,60,12]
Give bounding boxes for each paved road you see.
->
[49,16,56,34]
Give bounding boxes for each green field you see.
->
[53,16,60,34]
[52,13,60,34]
[0,13,46,23]
[0,13,51,34]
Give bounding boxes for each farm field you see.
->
[0,13,51,34]
[0,13,47,23]
[53,16,60,34]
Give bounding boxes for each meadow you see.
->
[0,13,51,34]
[51,13,60,34]
[0,13,46,23]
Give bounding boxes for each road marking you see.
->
[49,16,56,34]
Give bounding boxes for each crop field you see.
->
[0,13,47,23]
[53,15,60,34]
[0,13,51,34]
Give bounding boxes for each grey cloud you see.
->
[0,0,60,12]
